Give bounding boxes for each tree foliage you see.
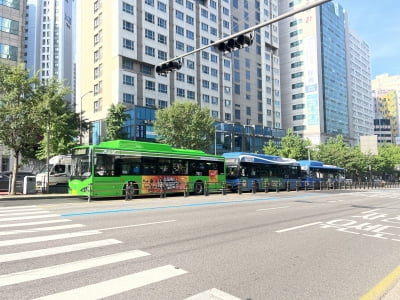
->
[35,77,78,159]
[263,140,279,156]
[0,64,80,194]
[105,103,129,141]
[0,64,43,194]
[154,102,215,150]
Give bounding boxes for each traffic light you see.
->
[214,32,254,54]
[156,60,182,74]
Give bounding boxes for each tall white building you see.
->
[279,0,350,145]
[346,29,374,145]
[25,0,75,106]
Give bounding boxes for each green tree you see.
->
[279,129,311,160]
[105,103,129,140]
[35,77,79,160]
[263,140,279,155]
[154,101,215,150]
[316,135,348,167]
[0,64,42,194]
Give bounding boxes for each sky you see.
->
[341,0,400,78]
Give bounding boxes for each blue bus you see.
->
[223,152,303,192]
[298,160,345,188]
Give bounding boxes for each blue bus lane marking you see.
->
[61,193,322,217]
[277,208,400,243]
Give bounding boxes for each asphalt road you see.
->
[0,189,400,299]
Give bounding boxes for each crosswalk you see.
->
[0,205,239,300]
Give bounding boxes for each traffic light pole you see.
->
[157,0,331,67]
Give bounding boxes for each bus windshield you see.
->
[71,149,92,179]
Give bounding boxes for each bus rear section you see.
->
[35,155,71,193]
[69,140,226,198]
[224,152,302,192]
[298,160,345,189]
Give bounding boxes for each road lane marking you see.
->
[0,224,85,236]
[32,264,186,300]
[0,230,101,247]
[0,239,122,263]
[185,288,241,300]
[0,207,42,213]
[0,219,71,228]
[360,264,400,300]
[98,219,176,231]
[0,249,150,287]
[0,214,59,222]
[276,222,322,233]
[0,205,37,210]
[0,210,50,217]
[257,206,290,211]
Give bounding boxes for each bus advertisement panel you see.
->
[223,152,302,191]
[68,140,225,198]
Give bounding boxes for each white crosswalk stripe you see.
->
[0,205,240,300]
[0,239,122,263]
[185,288,241,300]
[0,230,101,247]
[0,219,71,228]
[33,265,187,300]
[0,223,85,236]
[0,250,150,287]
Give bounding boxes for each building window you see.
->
[122,2,134,14]
[145,80,155,91]
[158,83,168,93]
[177,72,185,81]
[123,93,134,104]
[123,38,134,50]
[145,29,155,40]
[158,34,167,44]
[187,90,195,100]
[123,74,134,86]
[177,88,185,97]
[291,61,303,68]
[291,82,304,89]
[176,10,184,20]
[145,46,155,57]
[293,115,305,121]
[176,41,184,50]
[158,50,167,60]
[176,25,184,36]
[0,17,19,35]
[0,43,17,61]
[187,75,194,84]
[123,20,134,32]
[211,96,218,104]
[158,17,167,28]
[158,1,167,12]
[158,100,168,109]
[145,12,154,24]
[145,97,156,107]
[202,95,209,103]
[292,93,304,99]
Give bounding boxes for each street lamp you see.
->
[306,145,313,161]
[214,123,224,155]
[80,91,93,144]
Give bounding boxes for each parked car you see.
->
[0,171,34,192]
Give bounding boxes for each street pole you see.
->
[46,111,50,193]
[80,91,93,144]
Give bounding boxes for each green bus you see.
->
[68,140,226,198]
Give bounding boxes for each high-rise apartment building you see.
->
[346,29,374,145]
[0,0,27,172]
[77,0,231,144]
[372,74,400,144]
[25,0,75,106]
[279,0,350,145]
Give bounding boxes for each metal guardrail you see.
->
[83,179,400,202]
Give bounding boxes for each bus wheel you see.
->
[194,181,204,195]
